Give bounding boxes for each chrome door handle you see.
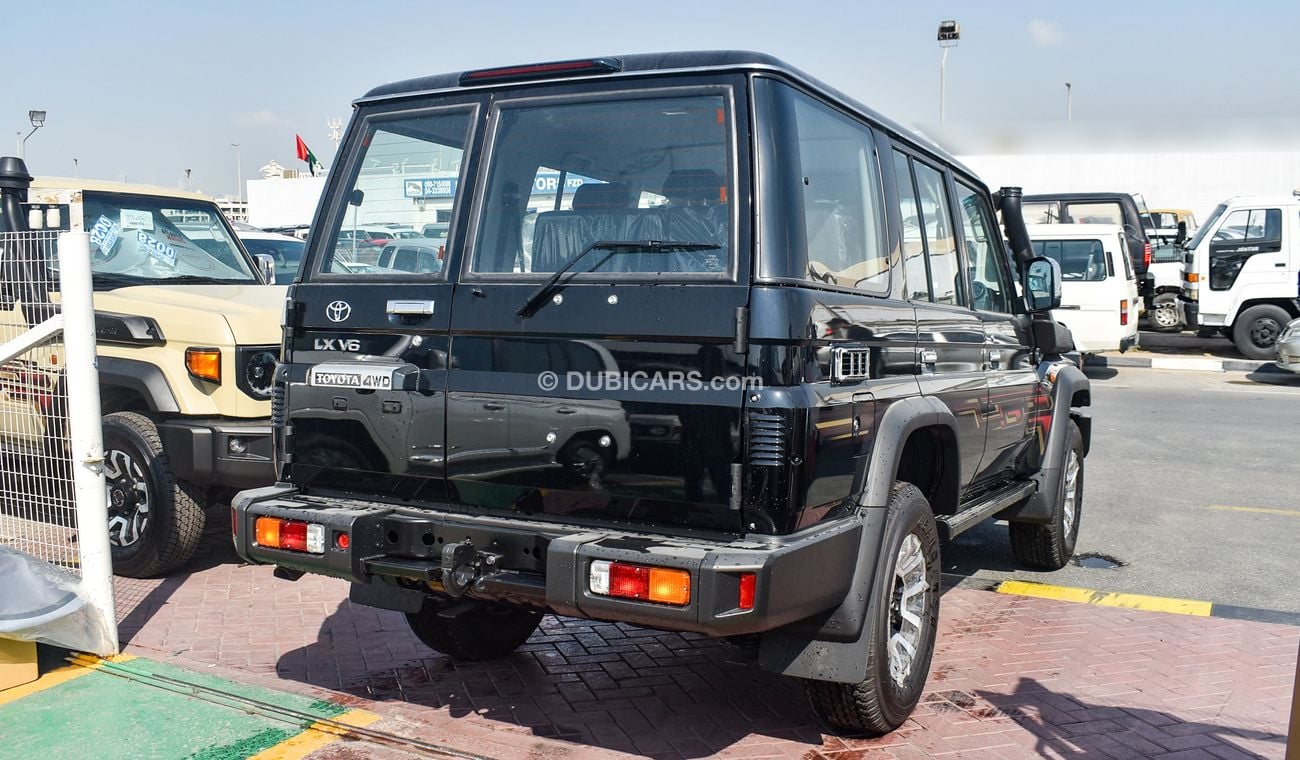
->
[920,349,938,364]
[482,402,505,411]
[557,407,578,415]
[386,300,436,316]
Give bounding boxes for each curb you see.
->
[1085,353,1285,374]
[996,580,1300,627]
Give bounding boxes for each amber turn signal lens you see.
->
[185,347,221,383]
[1186,272,1200,283]
[254,516,280,548]
[647,567,691,605]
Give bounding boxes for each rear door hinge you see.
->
[734,306,750,355]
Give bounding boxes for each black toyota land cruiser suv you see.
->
[234,52,1090,735]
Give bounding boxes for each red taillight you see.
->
[738,573,756,611]
[336,532,350,550]
[1120,300,1129,326]
[281,521,308,552]
[253,516,325,554]
[590,560,691,605]
[609,563,651,600]
[1143,242,1152,268]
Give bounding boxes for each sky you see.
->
[4,1,1299,197]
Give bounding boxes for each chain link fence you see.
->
[0,230,117,654]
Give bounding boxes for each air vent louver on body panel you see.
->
[747,411,788,466]
[831,347,871,382]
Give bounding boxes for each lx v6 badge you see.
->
[314,338,362,351]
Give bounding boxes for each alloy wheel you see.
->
[887,532,929,687]
[105,448,151,548]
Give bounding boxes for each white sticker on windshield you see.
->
[120,209,154,231]
[89,215,120,256]
[136,229,177,266]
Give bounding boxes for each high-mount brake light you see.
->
[459,58,623,86]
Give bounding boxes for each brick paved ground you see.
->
[114,539,1298,759]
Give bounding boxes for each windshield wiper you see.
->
[516,240,720,318]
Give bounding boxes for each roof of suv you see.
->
[32,176,212,202]
[359,50,969,176]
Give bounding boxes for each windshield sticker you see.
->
[136,230,177,266]
[120,209,154,231]
[89,215,120,256]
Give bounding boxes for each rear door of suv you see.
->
[445,77,752,535]
[285,100,481,502]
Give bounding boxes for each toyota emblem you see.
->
[325,300,352,323]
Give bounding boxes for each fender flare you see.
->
[758,396,960,684]
[1001,361,1091,524]
[97,356,180,413]
[857,394,960,508]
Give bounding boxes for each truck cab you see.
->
[1180,193,1300,359]
[232,52,1090,736]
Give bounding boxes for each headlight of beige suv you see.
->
[236,346,279,399]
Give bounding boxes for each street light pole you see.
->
[937,21,961,122]
[231,142,242,201]
[73,158,79,178]
[1066,83,1073,120]
[20,110,46,159]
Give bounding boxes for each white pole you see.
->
[232,143,243,202]
[939,47,949,122]
[58,231,118,655]
[1066,83,1073,120]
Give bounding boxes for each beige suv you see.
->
[1,170,284,576]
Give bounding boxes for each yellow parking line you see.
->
[1207,505,1300,517]
[997,580,1213,617]
[0,652,135,706]
[247,708,382,760]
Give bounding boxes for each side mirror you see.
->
[1023,256,1061,312]
[254,253,277,285]
[1175,220,1188,245]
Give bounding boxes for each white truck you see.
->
[1180,193,1300,359]
[1028,224,1139,354]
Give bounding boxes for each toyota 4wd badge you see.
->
[326,300,352,322]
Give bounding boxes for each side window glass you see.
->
[892,151,931,301]
[1247,209,1281,244]
[1063,202,1123,226]
[955,181,1011,312]
[1212,210,1251,242]
[912,162,963,306]
[322,111,471,277]
[790,94,889,292]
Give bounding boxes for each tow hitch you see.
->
[440,540,501,597]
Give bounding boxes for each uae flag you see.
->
[295,134,319,176]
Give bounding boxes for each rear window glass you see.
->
[1062,202,1123,226]
[1032,238,1109,281]
[471,92,733,277]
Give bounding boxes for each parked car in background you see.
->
[375,238,445,274]
[1029,224,1138,353]
[237,229,305,284]
[1145,243,1187,331]
[1146,208,1197,246]
[1276,319,1300,373]
[1,170,284,577]
[232,51,1091,737]
[1180,193,1300,359]
[1023,192,1154,306]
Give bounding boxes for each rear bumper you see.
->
[1119,334,1138,353]
[232,486,863,637]
[157,418,275,488]
[1181,298,1200,327]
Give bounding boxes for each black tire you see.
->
[1147,292,1183,332]
[802,483,941,735]
[103,411,205,578]
[1231,304,1292,360]
[405,599,542,661]
[1009,420,1084,570]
